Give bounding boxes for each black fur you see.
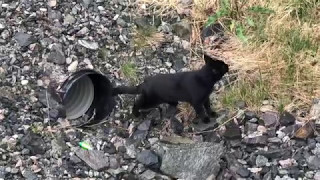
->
[112,54,229,123]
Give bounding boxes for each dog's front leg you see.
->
[132,95,145,117]
[193,103,210,124]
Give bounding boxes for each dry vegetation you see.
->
[135,0,320,115]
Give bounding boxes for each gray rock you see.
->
[139,170,156,180]
[70,154,82,164]
[76,27,89,36]
[20,132,46,155]
[116,18,127,27]
[64,14,76,25]
[243,135,268,146]
[307,155,320,170]
[137,150,159,169]
[263,171,273,180]
[137,120,151,131]
[314,171,320,180]
[78,40,99,50]
[22,169,38,180]
[50,135,67,158]
[244,111,256,120]
[47,44,66,65]
[82,0,92,6]
[223,121,241,139]
[0,166,7,179]
[75,148,109,170]
[109,156,119,169]
[14,32,36,47]
[153,142,224,180]
[261,111,279,128]
[279,111,295,126]
[268,137,282,143]
[245,122,258,134]
[311,100,320,125]
[236,166,250,178]
[256,155,268,167]
[172,20,191,40]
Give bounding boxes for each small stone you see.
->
[314,171,320,180]
[139,170,156,180]
[11,168,19,174]
[116,18,127,27]
[261,111,279,128]
[223,120,241,140]
[294,122,314,139]
[245,122,258,134]
[256,155,268,167]
[48,0,56,7]
[136,150,159,169]
[165,47,174,54]
[245,111,256,120]
[78,40,99,50]
[21,80,28,85]
[236,166,250,178]
[260,105,274,112]
[47,44,66,65]
[243,135,268,146]
[268,137,282,143]
[279,111,295,126]
[14,32,36,47]
[257,125,267,134]
[76,27,89,36]
[22,169,37,180]
[67,61,78,72]
[64,14,76,25]
[75,148,109,171]
[279,158,296,168]
[304,171,314,178]
[307,156,320,170]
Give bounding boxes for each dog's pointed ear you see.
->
[204,54,212,64]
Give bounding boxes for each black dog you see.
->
[112,54,229,123]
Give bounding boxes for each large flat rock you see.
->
[153,142,225,180]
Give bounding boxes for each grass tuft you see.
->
[120,62,139,85]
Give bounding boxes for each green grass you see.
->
[221,73,269,110]
[120,62,138,84]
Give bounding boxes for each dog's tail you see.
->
[112,85,141,96]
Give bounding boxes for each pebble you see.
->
[21,80,28,85]
[256,155,268,167]
[67,61,78,72]
[314,171,320,180]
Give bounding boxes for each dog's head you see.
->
[204,54,229,76]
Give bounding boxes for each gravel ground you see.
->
[1,0,320,180]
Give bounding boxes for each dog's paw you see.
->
[202,117,211,124]
[209,111,218,117]
[132,109,140,117]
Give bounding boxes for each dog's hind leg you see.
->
[204,97,217,117]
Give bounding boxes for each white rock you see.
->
[48,0,57,7]
[314,171,320,180]
[279,158,297,168]
[78,40,99,50]
[67,61,78,72]
[21,80,28,85]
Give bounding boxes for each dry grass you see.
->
[134,0,320,121]
[132,26,165,49]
